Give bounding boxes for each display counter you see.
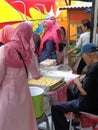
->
[29,64,79,104]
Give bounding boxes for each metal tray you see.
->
[28,76,64,92]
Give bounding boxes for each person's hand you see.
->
[79,74,86,82]
[74,77,81,85]
[74,77,87,95]
[67,50,71,55]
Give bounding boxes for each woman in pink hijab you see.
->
[50,16,62,43]
[39,20,59,62]
[0,22,40,130]
[0,25,15,44]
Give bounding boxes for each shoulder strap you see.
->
[15,49,28,78]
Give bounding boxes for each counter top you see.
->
[40,64,79,83]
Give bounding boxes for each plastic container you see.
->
[29,86,44,118]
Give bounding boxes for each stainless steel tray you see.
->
[28,76,64,92]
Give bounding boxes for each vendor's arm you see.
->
[67,35,82,55]
[74,78,87,95]
[67,46,78,55]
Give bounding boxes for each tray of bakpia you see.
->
[28,76,65,91]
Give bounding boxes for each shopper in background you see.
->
[39,20,59,62]
[51,43,98,130]
[0,25,15,44]
[0,22,40,130]
[57,42,66,65]
[33,32,41,56]
[60,26,67,44]
[50,15,62,43]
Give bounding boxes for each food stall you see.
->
[59,1,92,66]
[28,64,79,104]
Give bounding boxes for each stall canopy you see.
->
[59,1,92,10]
[0,0,94,34]
[59,1,92,23]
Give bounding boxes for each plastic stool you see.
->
[80,112,98,130]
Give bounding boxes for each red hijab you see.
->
[0,25,15,44]
[5,22,33,68]
[39,20,59,55]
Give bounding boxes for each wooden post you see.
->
[67,10,71,65]
[90,0,98,45]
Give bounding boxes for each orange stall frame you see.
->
[59,3,92,66]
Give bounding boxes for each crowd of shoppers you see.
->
[0,16,98,130]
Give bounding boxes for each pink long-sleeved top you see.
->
[0,46,40,130]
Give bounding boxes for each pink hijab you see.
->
[5,22,33,68]
[39,20,59,55]
[0,25,15,44]
[49,16,60,30]
[50,16,62,42]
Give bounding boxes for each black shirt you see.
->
[79,62,98,113]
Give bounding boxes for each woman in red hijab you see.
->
[0,25,15,44]
[0,22,40,130]
[39,20,59,62]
